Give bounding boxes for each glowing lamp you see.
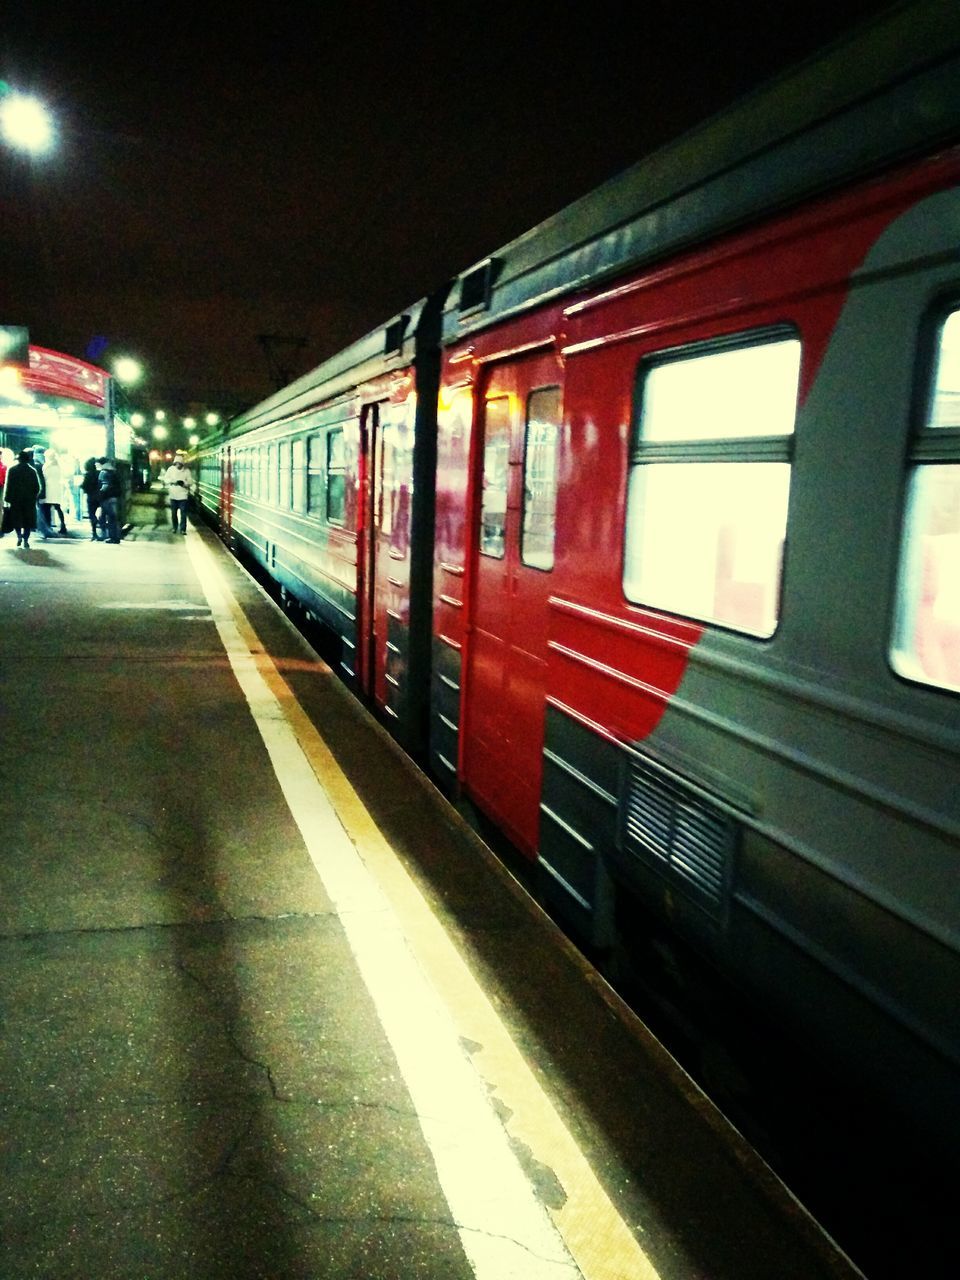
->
[0,90,55,156]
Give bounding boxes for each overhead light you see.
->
[0,89,55,156]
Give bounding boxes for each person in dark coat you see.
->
[2,450,42,548]
[26,447,53,538]
[80,457,102,540]
[96,457,122,544]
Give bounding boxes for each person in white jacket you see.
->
[40,448,69,535]
[163,451,195,535]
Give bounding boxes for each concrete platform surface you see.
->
[0,493,863,1279]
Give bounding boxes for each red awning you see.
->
[26,346,107,408]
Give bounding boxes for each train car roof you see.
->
[228,296,431,438]
[443,0,960,344]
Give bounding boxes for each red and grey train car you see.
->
[199,0,960,1157]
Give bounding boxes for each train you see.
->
[197,0,960,1161]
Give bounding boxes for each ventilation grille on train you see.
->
[621,758,736,919]
[458,259,497,315]
[384,315,409,355]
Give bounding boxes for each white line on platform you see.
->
[186,532,584,1280]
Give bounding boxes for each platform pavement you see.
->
[0,497,864,1279]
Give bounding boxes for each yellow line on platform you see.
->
[188,529,660,1280]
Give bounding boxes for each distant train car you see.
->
[200,0,960,1159]
[198,297,445,751]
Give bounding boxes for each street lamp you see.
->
[112,356,143,385]
[0,85,55,156]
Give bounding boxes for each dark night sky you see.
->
[1,0,896,412]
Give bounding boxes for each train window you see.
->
[279,440,291,509]
[327,428,346,524]
[479,397,511,557]
[307,434,325,513]
[891,310,960,694]
[258,447,268,501]
[268,443,279,505]
[928,311,960,429]
[292,438,306,512]
[624,334,800,637]
[521,386,561,570]
[380,426,396,538]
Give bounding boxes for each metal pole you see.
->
[104,375,116,458]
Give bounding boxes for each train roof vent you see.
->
[384,315,409,356]
[621,758,736,920]
[458,259,498,317]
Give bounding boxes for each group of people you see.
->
[1,446,196,548]
[79,456,124,543]
[1,448,122,547]
[1,446,72,548]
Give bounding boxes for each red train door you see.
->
[221,445,233,545]
[357,403,389,707]
[462,353,563,856]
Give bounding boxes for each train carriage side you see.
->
[204,297,444,752]
[431,2,960,1158]
[555,155,960,1153]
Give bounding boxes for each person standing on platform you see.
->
[40,447,69,536]
[80,457,101,540]
[96,457,122,544]
[2,449,42,548]
[69,460,84,521]
[28,447,54,539]
[0,447,13,538]
[163,450,194,535]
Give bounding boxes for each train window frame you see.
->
[279,439,292,509]
[623,327,801,639]
[890,305,960,696]
[478,396,511,559]
[258,446,268,502]
[521,384,561,572]
[291,437,306,513]
[326,427,347,526]
[307,433,325,515]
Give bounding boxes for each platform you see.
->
[0,492,862,1279]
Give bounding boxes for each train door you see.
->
[462,353,563,856]
[357,403,389,706]
[221,444,233,544]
